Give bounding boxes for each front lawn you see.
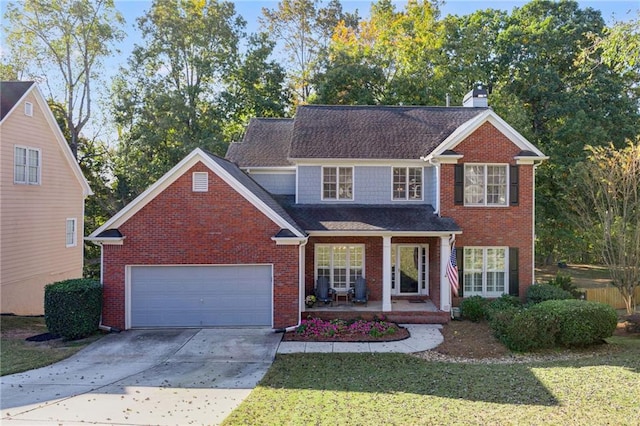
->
[0,315,102,376]
[223,337,640,425]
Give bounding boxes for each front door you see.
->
[392,245,428,295]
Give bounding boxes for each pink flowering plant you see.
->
[295,316,398,339]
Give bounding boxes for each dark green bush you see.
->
[460,296,487,322]
[44,279,102,340]
[491,299,617,351]
[526,283,574,305]
[485,294,522,321]
[537,300,618,347]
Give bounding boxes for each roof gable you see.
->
[0,81,92,196]
[88,148,305,240]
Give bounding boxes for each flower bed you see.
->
[282,316,409,342]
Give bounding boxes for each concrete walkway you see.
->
[277,324,443,353]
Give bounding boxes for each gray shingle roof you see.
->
[289,105,488,160]
[1,81,34,121]
[275,196,460,233]
[226,118,294,167]
[202,150,306,236]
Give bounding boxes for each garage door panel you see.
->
[130,265,272,327]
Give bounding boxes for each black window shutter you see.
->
[454,164,464,205]
[510,165,519,206]
[456,246,464,297]
[509,247,519,296]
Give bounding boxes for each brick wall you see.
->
[441,122,535,299]
[101,162,300,329]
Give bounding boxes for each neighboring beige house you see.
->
[0,81,92,315]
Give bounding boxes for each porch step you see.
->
[307,310,450,324]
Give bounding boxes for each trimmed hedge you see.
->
[526,283,574,305]
[485,294,522,321]
[44,279,102,340]
[491,299,617,351]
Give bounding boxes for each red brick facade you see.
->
[441,122,534,301]
[101,162,300,330]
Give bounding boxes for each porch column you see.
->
[382,235,392,311]
[440,236,452,312]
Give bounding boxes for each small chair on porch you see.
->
[349,277,369,306]
[315,276,335,306]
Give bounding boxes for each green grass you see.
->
[536,264,612,289]
[0,316,102,376]
[223,338,640,425]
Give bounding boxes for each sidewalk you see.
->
[277,324,443,354]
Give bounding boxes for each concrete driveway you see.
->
[1,328,282,425]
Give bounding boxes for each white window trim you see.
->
[464,163,508,207]
[66,218,77,248]
[14,145,41,185]
[321,166,354,201]
[391,166,424,201]
[314,244,365,291]
[24,102,33,116]
[463,246,508,297]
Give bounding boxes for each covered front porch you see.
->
[304,298,451,324]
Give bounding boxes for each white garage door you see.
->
[129,265,272,327]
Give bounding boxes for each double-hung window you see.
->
[66,218,77,247]
[323,166,353,200]
[14,146,41,185]
[463,247,507,297]
[464,164,507,206]
[393,167,422,200]
[315,245,364,291]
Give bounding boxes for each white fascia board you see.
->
[84,236,125,245]
[271,236,309,245]
[243,167,296,174]
[292,159,427,166]
[306,230,462,237]
[431,110,546,158]
[90,148,304,239]
[515,155,549,165]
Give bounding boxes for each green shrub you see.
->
[491,299,617,351]
[485,294,522,321]
[526,283,574,305]
[44,279,102,340]
[536,300,617,347]
[460,296,487,322]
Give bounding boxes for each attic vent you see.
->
[192,172,208,192]
[24,102,33,116]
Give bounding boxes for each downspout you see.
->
[275,236,309,333]
[92,241,120,333]
[532,162,540,285]
[421,156,440,215]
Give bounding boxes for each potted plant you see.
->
[305,295,316,308]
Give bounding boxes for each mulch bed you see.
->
[282,324,410,342]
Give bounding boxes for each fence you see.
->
[584,286,640,310]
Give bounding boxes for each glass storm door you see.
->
[392,245,428,295]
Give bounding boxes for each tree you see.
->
[572,142,640,314]
[261,0,358,104]
[4,0,124,159]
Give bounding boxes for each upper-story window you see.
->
[464,164,507,206]
[393,167,422,200]
[66,218,77,247]
[14,146,41,185]
[24,102,33,116]
[323,166,353,200]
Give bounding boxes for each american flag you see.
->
[447,241,459,297]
